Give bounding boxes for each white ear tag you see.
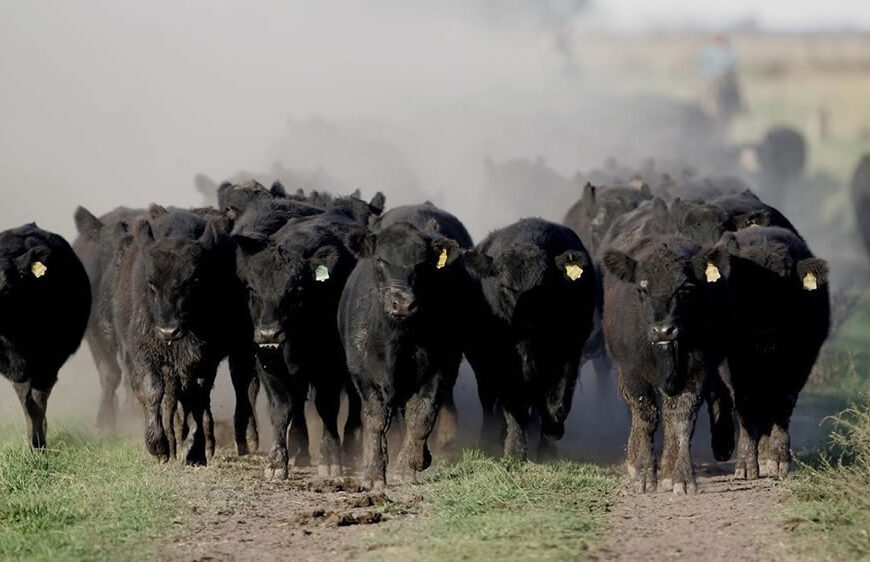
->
[803,272,817,291]
[565,264,583,281]
[705,262,721,283]
[315,265,330,282]
[31,261,47,278]
[436,249,448,269]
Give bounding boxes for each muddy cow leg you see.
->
[359,385,392,490]
[766,390,799,478]
[229,351,259,455]
[91,336,123,431]
[314,380,343,477]
[620,372,658,493]
[733,388,761,480]
[13,376,55,449]
[342,380,363,469]
[502,392,531,461]
[433,389,459,453]
[180,389,208,467]
[257,358,292,480]
[130,361,169,462]
[660,383,703,495]
[396,373,451,483]
[203,400,216,458]
[161,378,179,460]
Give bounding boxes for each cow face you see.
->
[235,235,348,348]
[465,245,590,323]
[135,220,218,342]
[0,241,51,315]
[603,243,729,347]
[217,181,275,221]
[347,223,460,320]
[670,200,731,245]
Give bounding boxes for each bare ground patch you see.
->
[591,463,791,562]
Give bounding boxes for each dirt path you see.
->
[159,452,396,562]
[591,463,791,562]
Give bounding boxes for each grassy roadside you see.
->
[363,450,620,562]
[0,422,186,562]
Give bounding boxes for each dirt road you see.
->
[591,463,790,562]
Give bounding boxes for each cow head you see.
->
[346,222,460,320]
[135,218,219,342]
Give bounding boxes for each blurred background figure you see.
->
[699,33,744,126]
[537,0,590,77]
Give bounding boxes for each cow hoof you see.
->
[329,464,342,477]
[766,459,790,478]
[733,467,747,480]
[361,477,386,491]
[264,465,288,480]
[627,464,637,479]
[236,441,250,457]
[318,464,330,477]
[659,478,673,492]
[673,480,697,495]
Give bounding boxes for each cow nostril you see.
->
[391,300,400,311]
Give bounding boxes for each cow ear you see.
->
[199,219,221,249]
[797,258,828,291]
[693,245,731,283]
[233,234,266,255]
[431,238,460,270]
[74,206,104,240]
[464,250,497,279]
[369,192,386,215]
[554,250,588,282]
[148,204,168,219]
[270,181,286,198]
[424,218,441,234]
[16,246,51,279]
[345,230,377,258]
[133,218,155,248]
[582,183,597,217]
[602,250,636,283]
[350,188,362,199]
[310,245,341,283]
[740,209,770,229]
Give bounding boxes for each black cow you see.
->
[719,227,829,479]
[112,208,253,465]
[339,204,468,488]
[234,209,365,479]
[850,154,870,262]
[0,224,90,447]
[602,235,729,494]
[563,183,653,257]
[709,190,799,235]
[464,218,596,459]
[73,206,142,429]
[291,188,386,226]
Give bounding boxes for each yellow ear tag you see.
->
[705,262,721,283]
[803,272,818,291]
[565,264,583,281]
[31,261,47,278]
[436,248,448,269]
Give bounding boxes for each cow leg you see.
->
[181,390,208,467]
[502,396,530,461]
[258,360,292,480]
[433,390,459,453]
[91,336,123,431]
[131,362,169,462]
[659,387,702,495]
[314,381,343,477]
[229,351,259,455]
[360,386,392,490]
[734,415,760,480]
[287,382,311,468]
[342,380,363,469]
[203,401,216,459]
[161,379,178,460]
[620,374,658,493]
[396,382,445,483]
[538,357,580,460]
[706,363,736,461]
[13,377,55,449]
[766,390,799,478]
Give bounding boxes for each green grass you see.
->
[363,450,619,561]
[785,400,870,561]
[0,423,185,562]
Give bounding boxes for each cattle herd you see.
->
[2,149,856,495]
